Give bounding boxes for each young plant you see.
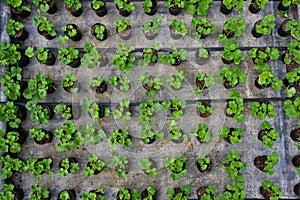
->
[62,73,78,94]
[252,101,277,120]
[114,0,135,13]
[283,97,300,118]
[0,66,22,101]
[0,101,22,128]
[81,43,102,69]
[218,16,246,43]
[196,101,213,117]
[141,120,164,144]
[6,19,25,37]
[167,69,185,89]
[81,98,104,120]
[34,47,55,65]
[33,0,55,14]
[138,72,163,98]
[109,126,131,148]
[84,155,107,176]
[109,75,131,92]
[117,188,140,200]
[285,19,300,40]
[54,122,83,152]
[138,43,160,67]
[222,150,247,179]
[159,45,187,65]
[0,130,22,154]
[30,184,51,200]
[27,158,53,179]
[259,121,280,148]
[112,42,135,73]
[256,71,283,91]
[116,19,131,33]
[193,72,215,96]
[29,128,51,144]
[197,155,211,172]
[0,42,22,66]
[261,180,283,200]
[254,14,275,36]
[162,98,187,119]
[248,47,280,64]
[110,98,131,121]
[60,24,82,44]
[248,0,269,10]
[64,0,82,10]
[82,186,106,200]
[166,184,191,200]
[226,89,245,122]
[190,123,212,143]
[79,123,106,144]
[221,0,244,13]
[258,151,279,176]
[142,0,155,14]
[54,104,73,120]
[141,186,157,200]
[170,19,188,36]
[221,40,244,64]
[165,0,186,9]
[165,155,187,180]
[168,120,188,142]
[283,40,300,65]
[32,17,57,38]
[186,0,213,16]
[59,157,79,176]
[26,101,52,124]
[191,18,217,39]
[92,23,106,41]
[58,46,80,65]
[0,184,22,200]
[140,157,157,177]
[219,127,244,144]
[0,155,26,179]
[143,17,163,34]
[219,66,247,88]
[107,151,128,178]
[285,67,300,98]
[139,100,162,122]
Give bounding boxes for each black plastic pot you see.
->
[46,82,57,94]
[66,6,83,17]
[221,56,233,65]
[170,26,183,40]
[91,23,107,41]
[64,24,82,41]
[10,29,28,41]
[92,2,107,17]
[292,155,300,168]
[11,5,31,18]
[277,0,291,11]
[252,20,263,38]
[220,2,233,14]
[169,7,181,15]
[196,159,212,173]
[59,157,78,173]
[197,102,212,118]
[249,2,261,14]
[57,189,76,200]
[16,50,30,68]
[145,0,157,15]
[254,77,271,89]
[90,81,108,93]
[294,183,300,196]
[291,128,300,142]
[195,50,210,65]
[33,129,53,145]
[278,19,291,37]
[46,0,57,14]
[37,25,56,40]
[144,30,157,40]
[117,26,132,40]
[37,52,56,66]
[254,156,267,172]
[42,105,54,120]
[68,58,81,68]
[63,81,80,93]
[141,187,157,200]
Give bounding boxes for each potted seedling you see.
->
[54,103,79,120]
[225,89,245,122]
[84,155,107,176]
[33,17,57,40]
[260,180,283,200]
[139,43,160,67]
[109,126,131,148]
[0,42,29,67]
[3,0,31,18]
[141,121,164,144]
[220,181,246,199]
[220,127,244,144]
[109,75,131,92]
[197,185,216,200]
[60,24,82,43]
[196,101,212,117]
[27,157,53,179]
[83,186,106,200]
[26,100,54,124]
[6,19,28,41]
[141,186,157,200]
[107,98,131,121]
[114,0,135,16]
[23,73,56,100]
[140,157,157,177]
[159,45,187,66]
[139,100,162,122]
[222,150,247,178]
[167,69,185,90]
[165,155,187,180]
[112,42,135,72]
[186,0,213,16]
[193,72,215,96]
[0,154,26,179]
[30,184,51,200]
[0,66,23,101]
[91,23,107,41]
[162,98,187,119]
[117,188,140,200]
[142,0,157,15]
[62,73,79,94]
[64,0,82,16]
[81,98,105,120]
[166,184,191,200]
[284,67,300,98]
[142,17,163,40]
[54,122,83,152]
[252,101,277,120]
[220,0,244,14]
[59,157,79,177]
[292,155,300,174]
[168,120,188,143]
[278,0,299,11]
[218,16,246,43]
[254,151,279,176]
[169,19,188,39]
[278,19,300,40]
[283,97,300,118]
[191,18,217,39]
[89,77,107,93]
[252,14,275,38]
[116,19,132,40]
[34,47,56,65]
[195,46,211,65]
[196,155,212,173]
[58,46,81,68]
[165,0,186,15]
[33,0,57,14]
[80,43,104,69]
[79,123,106,144]
[91,0,107,17]
[282,40,300,66]
[190,123,212,143]
[138,72,163,98]
[0,183,24,200]
[221,39,244,64]
[107,151,128,178]
[255,71,283,91]
[58,190,76,200]
[258,121,280,148]
[248,0,269,13]
[0,101,26,129]
[218,66,247,88]
[0,130,23,154]
[29,128,53,145]
[248,47,280,64]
